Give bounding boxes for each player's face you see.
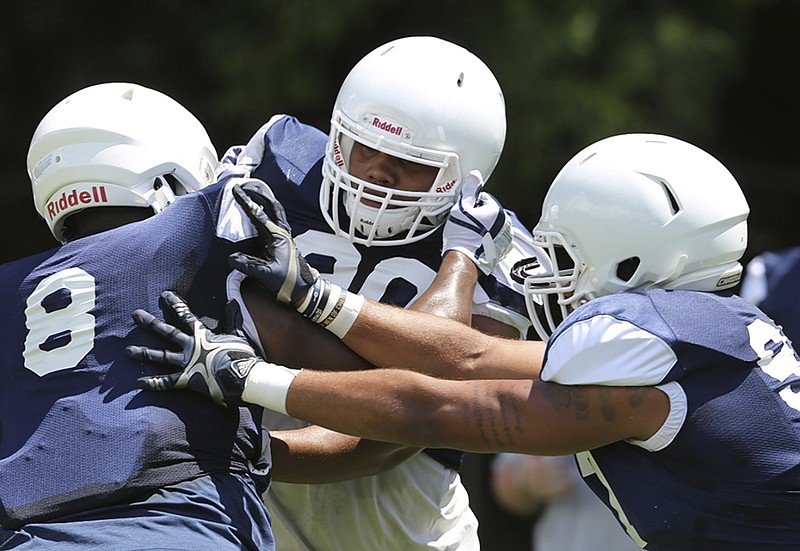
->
[348,142,438,206]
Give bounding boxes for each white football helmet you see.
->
[512,133,750,340]
[28,82,218,242]
[321,36,506,246]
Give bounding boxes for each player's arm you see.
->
[241,278,424,482]
[408,249,521,339]
[282,368,670,455]
[242,248,538,381]
[268,425,420,483]
[342,277,543,380]
[240,277,372,372]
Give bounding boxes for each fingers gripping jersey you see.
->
[219,115,541,550]
[0,182,273,548]
[543,289,800,550]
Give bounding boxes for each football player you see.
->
[211,36,545,551]
[0,83,275,550]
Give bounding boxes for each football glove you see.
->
[230,183,364,338]
[127,290,267,408]
[443,170,513,275]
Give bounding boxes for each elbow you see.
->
[380,382,454,448]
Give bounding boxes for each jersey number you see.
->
[748,318,800,412]
[295,230,436,306]
[23,267,96,377]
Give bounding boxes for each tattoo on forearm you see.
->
[574,387,590,421]
[538,382,654,425]
[462,383,525,450]
[463,397,491,448]
[599,386,615,422]
[497,385,526,448]
[627,387,646,408]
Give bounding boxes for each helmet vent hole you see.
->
[616,257,640,282]
[663,185,680,215]
[457,72,464,87]
[643,173,680,215]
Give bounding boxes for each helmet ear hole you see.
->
[162,173,185,195]
[616,257,641,282]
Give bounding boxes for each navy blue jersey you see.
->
[0,181,273,548]
[741,246,800,344]
[543,289,800,550]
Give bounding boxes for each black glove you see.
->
[229,183,320,308]
[229,184,363,337]
[126,290,260,407]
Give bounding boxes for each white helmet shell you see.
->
[27,82,218,242]
[517,133,749,340]
[321,36,506,246]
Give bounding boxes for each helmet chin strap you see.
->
[150,178,178,213]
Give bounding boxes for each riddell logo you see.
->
[46,185,109,220]
[371,117,403,136]
[333,139,345,167]
[435,179,457,193]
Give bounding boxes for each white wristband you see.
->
[298,280,365,339]
[241,361,300,415]
[324,290,365,338]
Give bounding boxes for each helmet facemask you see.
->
[513,231,586,341]
[321,111,461,246]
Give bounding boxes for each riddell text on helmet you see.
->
[47,185,109,220]
[371,117,403,136]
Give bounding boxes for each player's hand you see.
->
[443,170,513,275]
[229,183,320,308]
[229,182,365,338]
[126,290,261,408]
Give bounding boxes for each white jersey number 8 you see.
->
[23,267,96,377]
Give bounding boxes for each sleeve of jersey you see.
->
[471,212,544,339]
[214,180,263,243]
[543,314,687,451]
[541,314,677,386]
[216,114,287,182]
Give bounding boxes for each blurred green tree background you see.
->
[3,0,798,265]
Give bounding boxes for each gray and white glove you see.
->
[230,183,364,338]
[443,170,513,275]
[126,290,299,413]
